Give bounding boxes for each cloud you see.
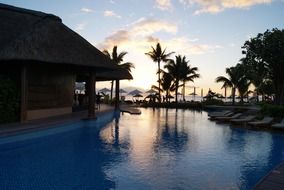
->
[179,0,272,14]
[75,22,88,31]
[155,0,173,11]
[162,37,223,55]
[80,7,94,13]
[104,10,121,18]
[98,18,177,50]
[100,30,130,50]
[97,17,221,56]
[131,18,177,37]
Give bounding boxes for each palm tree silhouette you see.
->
[151,70,175,103]
[103,46,134,100]
[164,55,185,103]
[145,43,174,103]
[216,66,244,105]
[180,57,200,101]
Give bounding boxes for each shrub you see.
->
[261,104,284,118]
[0,75,20,123]
[202,99,224,106]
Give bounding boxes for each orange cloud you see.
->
[98,18,177,50]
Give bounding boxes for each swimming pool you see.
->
[0,108,284,190]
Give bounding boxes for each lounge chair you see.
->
[215,113,242,122]
[231,115,257,125]
[208,110,231,117]
[209,111,234,120]
[248,117,274,127]
[271,119,284,129]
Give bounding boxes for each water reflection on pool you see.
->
[100,108,284,190]
[1,108,284,190]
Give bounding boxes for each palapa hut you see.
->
[0,3,132,123]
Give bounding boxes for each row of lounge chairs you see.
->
[208,110,284,129]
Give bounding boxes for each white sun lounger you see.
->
[248,117,274,127]
[271,119,284,129]
[231,115,257,124]
[215,113,242,122]
[208,110,231,117]
[209,111,234,120]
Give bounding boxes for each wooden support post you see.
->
[20,65,28,122]
[115,79,120,110]
[88,70,96,118]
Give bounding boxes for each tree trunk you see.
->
[182,82,185,101]
[232,87,235,105]
[166,90,169,103]
[175,81,179,104]
[158,60,161,103]
[115,79,120,109]
[110,80,114,101]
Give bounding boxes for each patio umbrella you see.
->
[133,93,143,101]
[99,88,111,93]
[128,89,143,95]
[119,89,127,93]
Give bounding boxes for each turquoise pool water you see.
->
[0,108,284,189]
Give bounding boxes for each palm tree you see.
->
[151,70,174,103]
[103,46,134,100]
[237,77,251,103]
[240,57,268,102]
[145,43,174,103]
[215,66,240,105]
[164,55,185,103]
[180,58,200,101]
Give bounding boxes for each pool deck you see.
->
[0,104,115,137]
[254,162,284,190]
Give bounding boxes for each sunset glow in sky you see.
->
[3,0,284,95]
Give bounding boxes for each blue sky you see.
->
[2,0,284,94]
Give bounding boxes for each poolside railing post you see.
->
[88,70,96,118]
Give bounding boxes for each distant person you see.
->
[96,92,102,110]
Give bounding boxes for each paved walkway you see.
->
[0,104,114,137]
[254,162,284,190]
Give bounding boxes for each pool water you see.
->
[1,108,284,190]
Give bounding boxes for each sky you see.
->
[2,0,284,95]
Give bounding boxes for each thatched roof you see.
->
[0,3,118,71]
[97,68,133,81]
